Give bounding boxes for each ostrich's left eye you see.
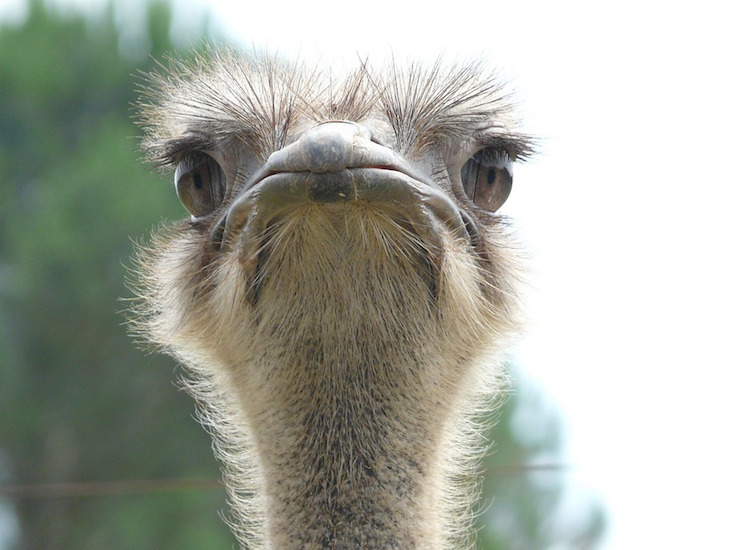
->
[174,153,226,218]
[460,149,513,212]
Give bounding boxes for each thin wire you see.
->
[1,478,223,500]
[0,464,572,500]
[483,463,572,475]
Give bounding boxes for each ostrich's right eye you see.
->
[174,153,226,218]
[460,149,513,212]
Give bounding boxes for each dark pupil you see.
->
[486,168,496,185]
[193,171,204,189]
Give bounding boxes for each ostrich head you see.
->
[133,50,533,549]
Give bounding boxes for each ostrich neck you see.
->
[250,344,447,549]
[222,219,467,549]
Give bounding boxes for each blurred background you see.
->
[1,0,730,549]
[0,1,604,548]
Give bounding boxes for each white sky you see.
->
[5,0,732,547]
[193,2,733,548]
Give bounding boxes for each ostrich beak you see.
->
[211,121,475,253]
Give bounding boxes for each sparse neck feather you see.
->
[207,212,495,549]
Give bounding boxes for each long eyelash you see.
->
[146,134,218,168]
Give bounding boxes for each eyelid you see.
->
[162,133,218,165]
[471,126,533,163]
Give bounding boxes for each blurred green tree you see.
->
[479,374,606,549]
[0,1,235,549]
[0,1,605,549]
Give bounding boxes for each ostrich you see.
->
[132,49,533,549]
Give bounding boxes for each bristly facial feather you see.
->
[137,48,533,167]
